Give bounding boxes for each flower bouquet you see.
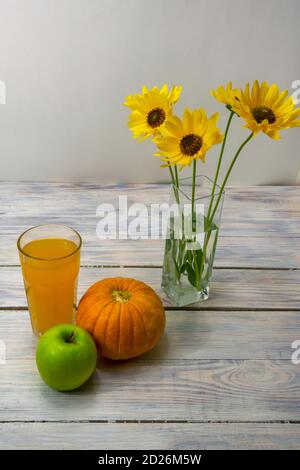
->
[125,82,300,306]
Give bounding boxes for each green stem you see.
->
[174,165,179,188]
[209,132,253,223]
[199,132,254,283]
[207,110,235,223]
[168,164,182,282]
[198,110,234,288]
[191,159,197,230]
[168,165,179,203]
[168,165,176,187]
[191,159,200,287]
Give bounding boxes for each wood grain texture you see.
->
[4,230,300,268]
[0,422,299,450]
[1,266,299,310]
[1,182,300,448]
[2,182,300,214]
[1,182,300,267]
[0,358,299,422]
[1,310,298,360]
[3,214,300,239]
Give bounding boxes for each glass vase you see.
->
[161,175,224,307]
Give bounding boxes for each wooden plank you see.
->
[2,227,300,268]
[1,183,300,267]
[0,422,299,450]
[1,214,299,247]
[0,358,299,422]
[215,236,300,269]
[2,182,300,214]
[1,310,298,360]
[1,266,299,310]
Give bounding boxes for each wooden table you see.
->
[0,182,300,450]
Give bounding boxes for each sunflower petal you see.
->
[237,80,300,139]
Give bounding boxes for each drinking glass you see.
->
[17,224,81,336]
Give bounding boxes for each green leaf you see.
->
[179,261,187,275]
[173,257,180,277]
[195,249,203,268]
[165,239,172,252]
[184,262,197,288]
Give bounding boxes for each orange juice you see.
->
[19,238,80,335]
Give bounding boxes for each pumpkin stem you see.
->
[111,289,132,303]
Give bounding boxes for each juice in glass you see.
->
[17,225,81,335]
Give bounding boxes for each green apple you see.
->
[36,324,97,391]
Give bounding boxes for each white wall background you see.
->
[0,0,299,184]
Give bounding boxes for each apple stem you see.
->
[67,329,76,343]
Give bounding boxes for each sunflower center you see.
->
[252,106,276,124]
[180,134,202,156]
[147,107,166,128]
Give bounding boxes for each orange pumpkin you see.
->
[76,277,165,360]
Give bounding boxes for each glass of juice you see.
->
[17,224,82,336]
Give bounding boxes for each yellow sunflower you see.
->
[124,84,182,140]
[155,108,223,167]
[233,80,300,139]
[210,82,241,110]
